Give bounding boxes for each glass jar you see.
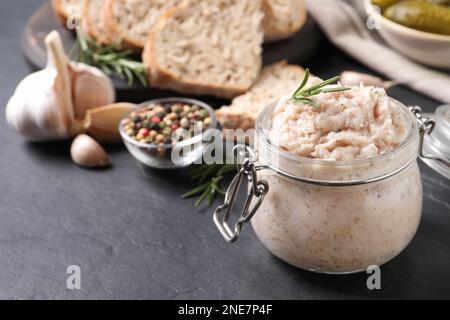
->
[213,99,447,274]
[422,105,450,179]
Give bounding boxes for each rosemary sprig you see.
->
[292,69,350,109]
[72,30,149,87]
[182,164,236,208]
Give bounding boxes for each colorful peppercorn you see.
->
[180,118,190,129]
[151,116,161,123]
[122,102,212,147]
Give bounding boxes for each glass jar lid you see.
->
[422,105,450,180]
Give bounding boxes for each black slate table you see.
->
[1,0,449,300]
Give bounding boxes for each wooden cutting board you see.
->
[22,1,323,103]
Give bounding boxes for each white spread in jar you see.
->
[270,85,408,161]
[250,85,422,273]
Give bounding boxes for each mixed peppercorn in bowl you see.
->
[119,98,217,169]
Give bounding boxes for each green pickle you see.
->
[372,0,401,10]
[421,0,450,5]
[384,1,450,35]
[372,0,450,10]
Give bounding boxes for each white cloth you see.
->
[306,0,450,103]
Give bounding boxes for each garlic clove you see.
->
[71,134,110,168]
[340,71,386,88]
[70,62,116,120]
[84,103,136,143]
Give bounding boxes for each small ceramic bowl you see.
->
[119,97,217,170]
[364,0,450,70]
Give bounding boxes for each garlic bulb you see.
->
[340,71,406,90]
[340,71,387,88]
[6,31,115,141]
[71,134,110,168]
[6,68,73,140]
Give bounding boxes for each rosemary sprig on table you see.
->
[291,69,350,108]
[72,30,148,87]
[182,164,236,208]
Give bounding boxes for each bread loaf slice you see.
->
[81,0,116,44]
[263,0,307,42]
[103,0,180,51]
[52,0,83,25]
[143,0,264,99]
[216,61,305,130]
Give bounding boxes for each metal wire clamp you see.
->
[213,146,269,243]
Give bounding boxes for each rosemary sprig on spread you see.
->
[291,69,350,108]
[182,164,236,207]
[72,30,149,87]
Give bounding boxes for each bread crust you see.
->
[263,0,307,42]
[217,111,257,131]
[52,0,83,27]
[142,0,262,99]
[102,0,147,52]
[216,61,305,130]
[52,0,69,24]
[81,0,98,40]
[82,0,115,44]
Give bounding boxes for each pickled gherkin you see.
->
[372,0,450,9]
[421,0,450,5]
[372,0,401,10]
[384,1,450,35]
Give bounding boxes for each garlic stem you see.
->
[45,31,75,128]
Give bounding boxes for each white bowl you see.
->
[364,0,450,70]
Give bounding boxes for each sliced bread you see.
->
[263,0,307,42]
[103,0,180,51]
[52,0,83,25]
[216,61,305,130]
[81,0,116,44]
[143,0,264,99]
[81,0,104,41]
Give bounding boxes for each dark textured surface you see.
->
[1,0,449,300]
